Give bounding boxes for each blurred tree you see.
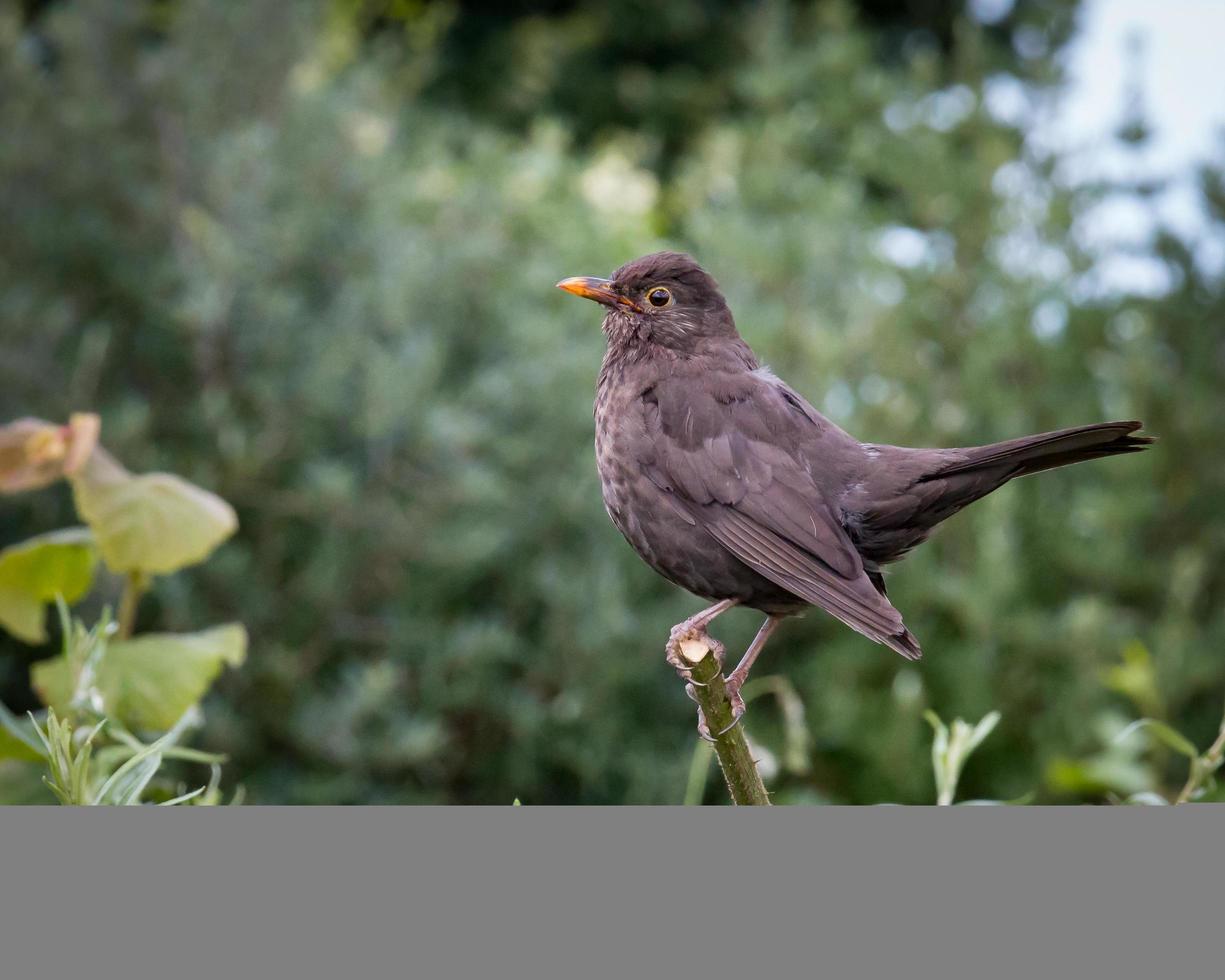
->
[13,0,1078,172]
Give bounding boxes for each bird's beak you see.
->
[556,276,642,312]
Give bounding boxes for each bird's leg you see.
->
[666,612,784,738]
[664,598,740,677]
[674,597,740,638]
[721,615,785,724]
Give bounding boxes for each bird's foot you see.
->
[665,620,723,681]
[721,671,748,732]
[683,680,745,742]
[666,624,746,741]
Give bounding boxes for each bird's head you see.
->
[557,251,738,355]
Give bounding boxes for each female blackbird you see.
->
[558,251,1150,733]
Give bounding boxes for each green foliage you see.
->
[3,597,238,804]
[1116,709,1225,804]
[329,0,1079,170]
[0,413,243,802]
[1,0,1222,804]
[32,709,106,806]
[29,703,223,806]
[33,623,247,731]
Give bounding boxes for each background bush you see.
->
[1,0,1222,803]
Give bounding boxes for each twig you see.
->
[676,637,771,806]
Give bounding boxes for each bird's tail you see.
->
[932,420,1153,481]
[854,421,1151,568]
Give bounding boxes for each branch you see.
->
[677,637,771,806]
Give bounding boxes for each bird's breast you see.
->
[593,372,647,530]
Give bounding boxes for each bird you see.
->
[557,251,1151,735]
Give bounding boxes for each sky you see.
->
[1043,0,1225,291]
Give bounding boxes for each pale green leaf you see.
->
[0,726,45,762]
[95,751,163,805]
[158,785,206,806]
[0,528,96,643]
[94,708,201,804]
[32,623,248,730]
[967,711,1001,753]
[70,449,237,575]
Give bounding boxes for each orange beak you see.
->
[556,276,642,313]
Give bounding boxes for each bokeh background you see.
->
[2,0,1223,804]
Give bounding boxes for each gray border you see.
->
[3,807,1219,979]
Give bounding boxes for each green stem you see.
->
[1175,720,1225,804]
[116,571,148,640]
[679,638,771,806]
[683,739,714,806]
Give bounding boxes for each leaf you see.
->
[0,726,45,762]
[924,710,951,801]
[0,701,45,762]
[70,448,237,575]
[966,711,1001,753]
[0,528,97,643]
[94,708,202,804]
[95,751,163,805]
[31,711,105,805]
[0,414,99,494]
[923,709,948,751]
[32,624,248,730]
[158,786,206,806]
[1114,718,1199,760]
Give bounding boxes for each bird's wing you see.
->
[639,372,920,660]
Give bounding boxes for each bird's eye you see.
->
[647,287,672,307]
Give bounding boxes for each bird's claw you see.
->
[664,619,724,681]
[723,675,747,729]
[667,622,720,738]
[666,619,750,739]
[669,649,747,741]
[686,679,745,741]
